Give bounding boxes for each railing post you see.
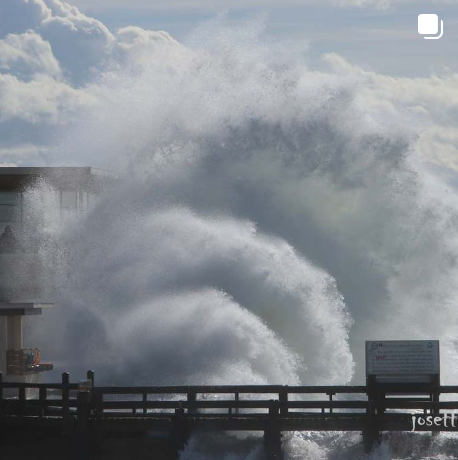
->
[93,390,103,422]
[363,376,380,453]
[87,370,95,414]
[0,372,3,418]
[143,393,147,415]
[77,390,91,431]
[86,370,94,388]
[187,391,196,415]
[432,375,440,417]
[264,400,283,460]
[279,386,288,416]
[328,393,333,414]
[62,372,71,435]
[39,386,47,417]
[19,385,26,416]
[234,392,239,415]
[77,387,91,460]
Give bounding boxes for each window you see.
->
[0,192,20,223]
[0,192,19,205]
[61,191,77,210]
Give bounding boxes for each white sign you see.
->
[366,340,439,376]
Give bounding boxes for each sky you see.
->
[0,0,457,182]
[70,0,458,76]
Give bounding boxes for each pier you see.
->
[1,371,458,459]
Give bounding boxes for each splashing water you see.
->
[20,16,458,459]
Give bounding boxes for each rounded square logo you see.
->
[418,14,439,35]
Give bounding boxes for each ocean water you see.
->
[20,18,458,459]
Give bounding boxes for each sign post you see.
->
[363,340,440,453]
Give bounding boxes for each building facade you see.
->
[0,167,110,386]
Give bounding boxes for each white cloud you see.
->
[0,144,50,165]
[39,0,116,83]
[115,26,182,65]
[0,0,184,161]
[64,0,456,11]
[0,72,95,123]
[0,31,62,80]
[322,53,458,174]
[0,0,51,37]
[117,26,178,51]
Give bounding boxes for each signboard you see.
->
[366,340,440,377]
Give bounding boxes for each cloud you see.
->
[0,0,184,163]
[0,73,95,123]
[39,0,116,84]
[66,0,455,11]
[322,53,458,175]
[117,26,179,52]
[0,31,62,80]
[0,0,51,37]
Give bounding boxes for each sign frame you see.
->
[365,340,440,384]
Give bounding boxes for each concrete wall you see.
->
[0,253,45,301]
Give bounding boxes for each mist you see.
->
[16,13,458,460]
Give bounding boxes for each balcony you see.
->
[6,348,53,376]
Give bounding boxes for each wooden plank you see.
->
[382,401,458,409]
[96,385,284,395]
[100,400,274,410]
[284,401,368,409]
[286,386,367,394]
[99,400,369,411]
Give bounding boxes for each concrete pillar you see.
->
[7,316,22,350]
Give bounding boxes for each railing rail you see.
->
[2,371,458,422]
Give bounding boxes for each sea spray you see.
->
[26,202,353,385]
[18,14,458,459]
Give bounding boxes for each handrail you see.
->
[2,371,458,423]
[2,378,458,395]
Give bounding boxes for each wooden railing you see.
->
[2,372,458,437]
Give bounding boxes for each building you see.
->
[0,167,110,232]
[0,167,111,386]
